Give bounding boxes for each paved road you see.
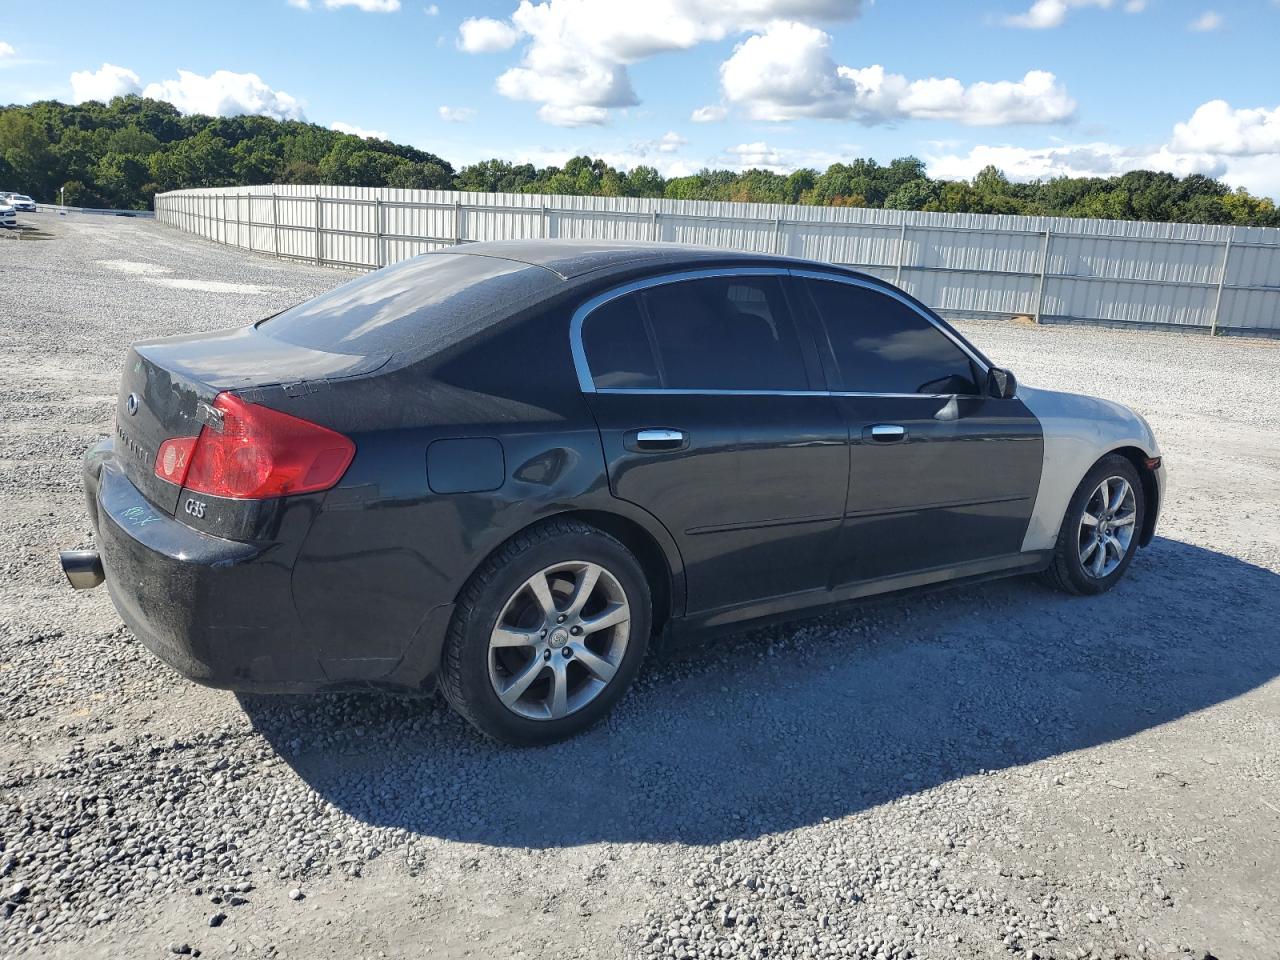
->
[1,212,1278,960]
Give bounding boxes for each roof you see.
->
[448,239,803,281]
[256,239,887,375]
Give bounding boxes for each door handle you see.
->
[627,428,688,453]
[865,424,907,443]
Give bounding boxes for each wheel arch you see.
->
[1106,445,1160,547]
[554,509,677,636]
[1018,384,1162,553]
[447,506,683,646]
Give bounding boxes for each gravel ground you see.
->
[1,211,1278,960]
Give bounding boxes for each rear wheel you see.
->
[1042,454,1145,595]
[440,519,651,745]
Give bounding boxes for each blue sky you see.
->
[3,0,1279,197]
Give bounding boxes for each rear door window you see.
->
[804,279,980,395]
[580,293,661,389]
[639,276,809,391]
[581,275,810,392]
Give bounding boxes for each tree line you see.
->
[1,95,1276,227]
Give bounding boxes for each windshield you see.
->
[259,252,561,358]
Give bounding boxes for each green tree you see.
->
[885,178,942,210]
[106,126,162,157]
[625,165,665,197]
[598,167,627,197]
[0,110,55,197]
[455,159,538,193]
[148,131,235,191]
[784,168,816,203]
[279,159,321,184]
[232,137,284,184]
[94,151,150,208]
[318,139,402,186]
[663,174,709,200]
[1222,187,1279,226]
[386,160,453,189]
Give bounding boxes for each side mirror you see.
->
[987,366,1018,400]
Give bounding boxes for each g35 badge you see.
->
[184,498,207,519]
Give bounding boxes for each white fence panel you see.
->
[153,185,1280,337]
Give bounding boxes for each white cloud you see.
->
[720,140,844,173]
[458,17,520,52]
[725,141,785,168]
[1171,100,1280,156]
[424,3,439,13]
[0,41,16,59]
[1208,154,1280,203]
[468,0,868,125]
[142,70,305,120]
[535,104,614,126]
[330,120,389,139]
[69,63,142,103]
[656,131,686,152]
[719,21,1076,125]
[438,105,476,122]
[925,98,1280,200]
[691,104,727,122]
[1001,0,1146,27]
[624,131,689,157]
[1188,10,1222,31]
[286,0,311,8]
[923,142,1225,184]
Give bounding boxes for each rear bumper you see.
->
[82,439,451,694]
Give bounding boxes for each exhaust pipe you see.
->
[60,550,105,590]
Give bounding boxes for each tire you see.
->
[440,518,652,746]
[1041,454,1145,596]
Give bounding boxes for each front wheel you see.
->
[440,519,651,745]
[1042,454,1145,596]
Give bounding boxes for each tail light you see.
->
[155,436,198,486]
[155,393,355,499]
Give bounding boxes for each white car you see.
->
[0,202,17,228]
[7,194,36,212]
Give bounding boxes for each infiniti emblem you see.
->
[126,393,140,416]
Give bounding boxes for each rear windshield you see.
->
[260,252,560,358]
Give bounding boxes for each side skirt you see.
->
[663,550,1053,647]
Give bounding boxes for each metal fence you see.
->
[154,184,1280,337]
[32,204,156,218]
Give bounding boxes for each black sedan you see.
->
[61,241,1165,744]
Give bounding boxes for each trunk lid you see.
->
[114,326,387,515]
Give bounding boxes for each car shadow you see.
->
[239,536,1280,847]
[2,221,54,240]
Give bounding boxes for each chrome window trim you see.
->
[569,264,990,396]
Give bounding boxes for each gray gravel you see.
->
[1,211,1278,960]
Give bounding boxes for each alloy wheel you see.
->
[487,561,631,721]
[1077,476,1138,579]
